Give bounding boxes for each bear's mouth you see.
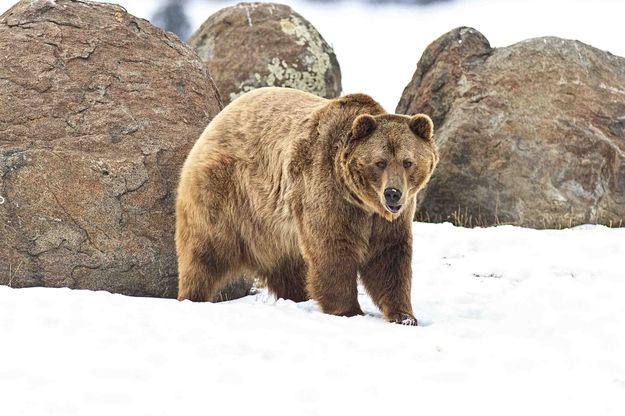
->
[385,203,402,214]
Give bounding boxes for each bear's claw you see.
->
[389,313,418,326]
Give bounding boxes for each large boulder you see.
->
[398,27,625,228]
[189,2,342,104]
[0,0,223,297]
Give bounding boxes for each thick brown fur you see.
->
[176,87,438,325]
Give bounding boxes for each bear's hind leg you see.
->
[264,257,309,302]
[177,241,234,302]
[178,256,214,302]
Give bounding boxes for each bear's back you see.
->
[202,87,328,157]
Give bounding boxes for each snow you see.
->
[2,222,625,415]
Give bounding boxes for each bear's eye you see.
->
[403,160,413,169]
[376,161,387,169]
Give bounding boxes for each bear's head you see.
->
[339,113,439,221]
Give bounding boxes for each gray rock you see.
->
[189,2,342,103]
[398,27,625,228]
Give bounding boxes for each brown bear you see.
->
[176,87,438,325]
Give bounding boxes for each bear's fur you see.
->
[176,87,438,325]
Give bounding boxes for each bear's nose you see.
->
[384,187,402,204]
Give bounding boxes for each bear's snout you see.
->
[384,187,402,212]
[384,187,402,203]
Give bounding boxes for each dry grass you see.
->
[7,261,23,288]
[416,207,624,229]
[416,207,500,228]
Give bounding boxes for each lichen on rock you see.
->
[189,2,341,104]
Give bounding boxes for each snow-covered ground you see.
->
[2,222,624,415]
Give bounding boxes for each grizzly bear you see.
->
[176,87,438,325]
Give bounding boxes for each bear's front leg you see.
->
[305,248,363,317]
[298,210,366,317]
[360,213,417,326]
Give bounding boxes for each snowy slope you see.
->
[2,222,624,415]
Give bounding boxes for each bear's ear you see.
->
[409,114,434,141]
[350,114,377,142]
